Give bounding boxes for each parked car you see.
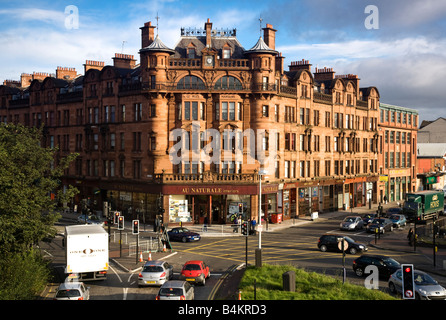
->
[156,280,194,300]
[352,255,400,279]
[389,214,407,228]
[362,213,377,226]
[167,227,201,243]
[77,214,104,226]
[386,207,403,217]
[180,260,210,286]
[340,216,364,231]
[366,218,394,233]
[389,269,446,300]
[318,234,368,254]
[54,282,90,300]
[138,260,173,287]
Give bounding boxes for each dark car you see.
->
[318,234,368,255]
[366,218,394,234]
[167,227,201,243]
[386,207,403,217]
[353,255,401,279]
[362,213,377,226]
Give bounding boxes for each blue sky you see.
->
[1,0,445,122]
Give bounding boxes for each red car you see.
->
[180,260,210,286]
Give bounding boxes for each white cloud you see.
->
[0,8,66,26]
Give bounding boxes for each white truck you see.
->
[64,224,109,281]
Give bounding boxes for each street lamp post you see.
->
[256,169,267,267]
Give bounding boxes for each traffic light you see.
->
[241,221,248,236]
[132,220,139,235]
[238,203,243,213]
[114,211,120,224]
[401,264,415,299]
[118,216,124,230]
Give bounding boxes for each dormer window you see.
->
[187,47,196,59]
[223,48,231,59]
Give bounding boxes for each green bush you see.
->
[0,250,51,300]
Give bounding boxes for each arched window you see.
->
[214,76,242,90]
[177,76,205,90]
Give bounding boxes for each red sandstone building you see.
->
[0,19,383,225]
[377,103,419,204]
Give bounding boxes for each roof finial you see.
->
[259,15,263,38]
[156,12,160,36]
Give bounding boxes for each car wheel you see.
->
[320,245,328,252]
[182,237,187,243]
[355,267,364,277]
[201,277,206,286]
[349,247,357,255]
[389,282,397,294]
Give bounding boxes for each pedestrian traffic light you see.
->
[132,220,139,235]
[241,221,248,236]
[401,264,415,299]
[118,216,124,230]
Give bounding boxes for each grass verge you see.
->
[238,264,397,300]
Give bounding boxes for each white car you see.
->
[389,269,446,300]
[54,282,90,300]
[340,216,364,231]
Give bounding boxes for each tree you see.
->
[0,124,78,255]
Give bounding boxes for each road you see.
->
[39,212,446,299]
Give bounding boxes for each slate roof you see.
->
[417,143,446,157]
[172,35,245,59]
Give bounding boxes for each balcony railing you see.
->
[153,171,261,184]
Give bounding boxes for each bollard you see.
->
[283,271,296,292]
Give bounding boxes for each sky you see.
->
[0,0,445,122]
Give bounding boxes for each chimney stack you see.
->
[141,21,156,48]
[263,24,277,50]
[112,53,136,69]
[314,67,335,82]
[205,18,212,47]
[84,60,105,73]
[289,59,312,72]
[56,66,77,80]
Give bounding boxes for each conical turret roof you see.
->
[140,35,175,54]
[245,36,277,54]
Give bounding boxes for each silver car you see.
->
[54,282,90,300]
[389,269,446,300]
[138,260,173,287]
[156,280,194,300]
[340,216,364,231]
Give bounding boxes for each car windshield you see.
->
[414,273,438,285]
[372,219,385,224]
[178,228,189,233]
[56,289,81,298]
[382,257,399,267]
[184,264,201,271]
[159,288,183,296]
[344,217,356,222]
[404,202,418,210]
[142,266,164,272]
[344,236,355,243]
[389,215,400,220]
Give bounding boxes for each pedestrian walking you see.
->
[250,218,256,235]
[407,228,414,246]
[383,195,388,204]
[203,216,208,232]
